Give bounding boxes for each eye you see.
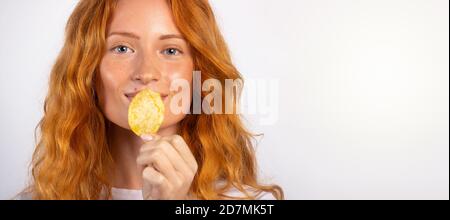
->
[112,45,134,54]
[162,48,182,56]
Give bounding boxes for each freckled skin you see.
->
[98,0,193,133]
[98,0,198,200]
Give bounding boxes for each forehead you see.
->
[108,0,180,36]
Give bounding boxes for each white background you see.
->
[0,0,448,199]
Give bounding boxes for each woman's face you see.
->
[98,0,193,133]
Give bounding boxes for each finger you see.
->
[140,135,198,173]
[163,135,198,172]
[137,137,161,172]
[137,147,180,185]
[141,134,161,142]
[139,137,164,152]
[142,166,169,199]
[139,134,161,153]
[141,140,194,178]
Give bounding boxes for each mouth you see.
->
[125,90,169,103]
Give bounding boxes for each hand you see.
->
[137,134,198,200]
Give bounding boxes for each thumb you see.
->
[140,133,161,142]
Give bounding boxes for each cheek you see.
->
[161,60,193,128]
[164,58,194,101]
[100,60,128,103]
[98,58,131,129]
[165,60,194,82]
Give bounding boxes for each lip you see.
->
[124,90,169,103]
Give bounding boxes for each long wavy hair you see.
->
[27,0,283,200]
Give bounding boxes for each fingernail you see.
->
[141,134,154,141]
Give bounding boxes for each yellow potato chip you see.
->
[128,89,165,136]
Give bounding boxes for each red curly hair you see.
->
[28,0,283,200]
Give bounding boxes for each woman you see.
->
[21,0,283,200]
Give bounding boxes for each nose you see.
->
[132,57,161,84]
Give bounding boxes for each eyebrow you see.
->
[107,32,185,41]
[108,31,140,39]
[159,34,185,41]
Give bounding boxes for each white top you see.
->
[16,185,277,200]
[111,186,276,200]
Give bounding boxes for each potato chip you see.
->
[128,89,165,136]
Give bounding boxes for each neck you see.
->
[108,122,179,189]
